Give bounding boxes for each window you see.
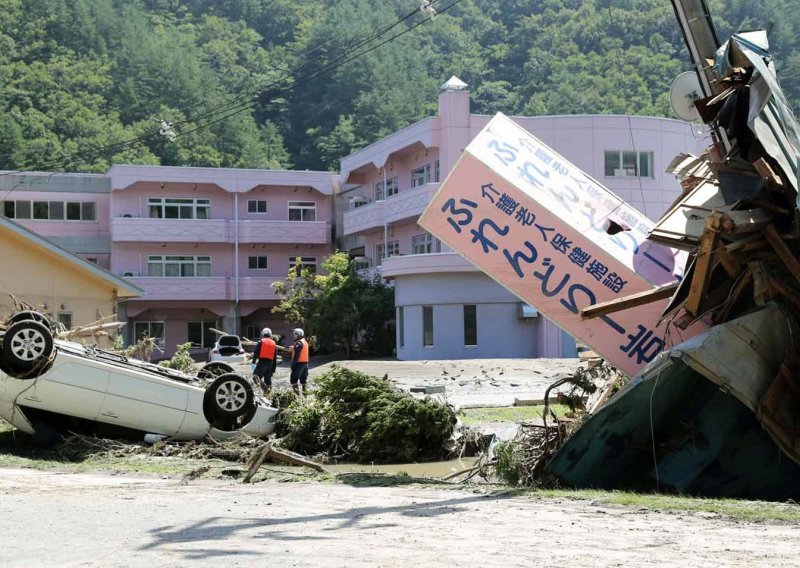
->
[411,164,432,188]
[423,306,433,347]
[398,306,404,348]
[464,305,477,346]
[374,176,398,201]
[248,256,268,270]
[604,151,654,178]
[148,197,210,219]
[247,200,267,214]
[245,325,261,341]
[412,233,441,255]
[33,201,48,219]
[1,200,95,221]
[434,160,440,182]
[57,312,73,330]
[375,241,400,265]
[147,255,211,277]
[290,256,317,274]
[187,321,216,348]
[354,257,371,271]
[288,201,316,221]
[134,321,165,349]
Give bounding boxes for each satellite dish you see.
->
[669,71,702,122]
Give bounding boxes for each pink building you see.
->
[338,77,708,360]
[2,167,336,356]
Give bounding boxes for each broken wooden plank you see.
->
[763,224,800,287]
[753,158,785,188]
[580,282,679,320]
[686,216,721,316]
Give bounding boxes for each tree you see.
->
[272,251,394,358]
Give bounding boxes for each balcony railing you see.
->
[379,252,479,279]
[238,220,330,244]
[341,182,439,235]
[112,217,330,244]
[124,276,283,301]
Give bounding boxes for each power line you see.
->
[0,0,464,178]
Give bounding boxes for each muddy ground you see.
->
[1,468,799,567]
[245,356,582,408]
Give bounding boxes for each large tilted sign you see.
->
[419,113,700,376]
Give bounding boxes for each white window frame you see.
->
[411,164,432,188]
[247,199,267,214]
[148,197,211,220]
[147,255,211,277]
[604,150,654,178]
[134,321,165,349]
[375,241,400,265]
[374,176,398,201]
[288,201,316,222]
[412,233,441,255]
[290,256,317,274]
[248,255,269,270]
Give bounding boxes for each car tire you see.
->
[7,311,51,328]
[2,320,54,375]
[197,361,235,381]
[204,373,254,419]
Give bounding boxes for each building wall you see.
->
[394,272,575,360]
[0,227,119,342]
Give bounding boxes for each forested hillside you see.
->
[1,0,798,173]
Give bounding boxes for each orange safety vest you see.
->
[292,338,309,363]
[257,338,277,360]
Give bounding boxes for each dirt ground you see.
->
[1,468,799,567]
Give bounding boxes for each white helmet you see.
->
[261,327,272,337]
[293,328,304,338]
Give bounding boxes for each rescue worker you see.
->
[252,327,277,393]
[289,328,309,395]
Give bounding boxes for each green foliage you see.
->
[493,439,524,486]
[1,0,799,172]
[277,365,457,463]
[158,341,195,372]
[272,251,394,357]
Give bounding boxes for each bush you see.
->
[159,342,195,373]
[276,365,457,463]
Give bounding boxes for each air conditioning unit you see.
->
[122,271,140,278]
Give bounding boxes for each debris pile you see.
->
[549,30,800,500]
[275,365,460,464]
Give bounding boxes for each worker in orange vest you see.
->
[252,327,277,393]
[290,328,310,395]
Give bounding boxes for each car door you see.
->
[98,367,189,436]
[16,354,109,422]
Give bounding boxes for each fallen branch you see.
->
[243,440,332,482]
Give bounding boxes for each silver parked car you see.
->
[0,311,277,443]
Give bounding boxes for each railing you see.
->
[111,217,331,244]
[341,182,440,235]
[125,276,283,301]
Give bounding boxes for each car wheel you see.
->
[2,320,54,375]
[197,361,235,381]
[7,311,51,327]
[205,373,254,419]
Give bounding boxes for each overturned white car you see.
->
[0,311,278,443]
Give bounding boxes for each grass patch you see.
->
[534,488,800,524]
[460,405,571,425]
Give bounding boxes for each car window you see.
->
[217,336,241,347]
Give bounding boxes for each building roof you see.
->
[0,215,143,298]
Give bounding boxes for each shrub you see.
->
[276,365,457,463]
